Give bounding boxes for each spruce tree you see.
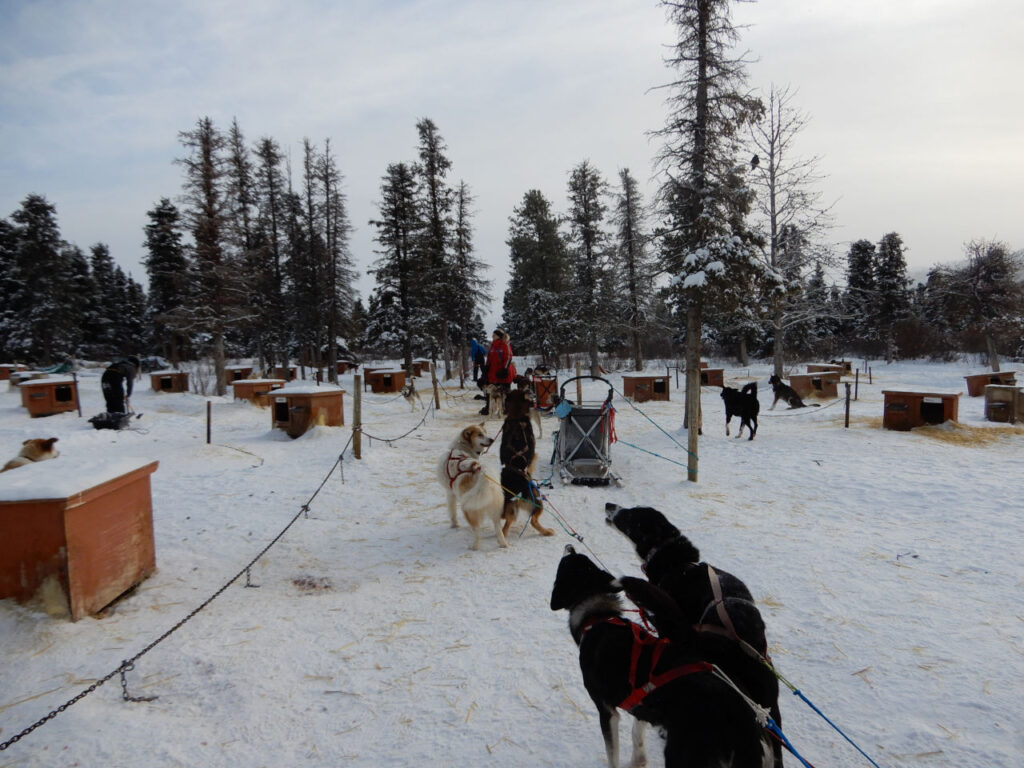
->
[566,160,610,375]
[653,0,764,481]
[450,181,491,379]
[143,198,190,364]
[843,239,877,355]
[502,190,573,362]
[368,162,425,371]
[873,232,910,362]
[252,137,290,370]
[610,168,654,370]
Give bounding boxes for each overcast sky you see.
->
[2,0,1022,326]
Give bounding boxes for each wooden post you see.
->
[576,361,583,403]
[206,401,212,444]
[854,369,860,400]
[431,363,440,410]
[73,371,82,417]
[869,367,873,385]
[353,376,362,459]
[844,382,851,428]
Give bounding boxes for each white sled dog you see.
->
[437,423,507,550]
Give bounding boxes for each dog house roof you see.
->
[0,456,158,502]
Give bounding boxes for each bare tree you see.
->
[749,84,836,375]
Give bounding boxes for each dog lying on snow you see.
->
[550,544,772,768]
[721,382,759,440]
[436,423,507,550]
[2,437,60,472]
[499,388,554,540]
[768,374,818,410]
[605,503,784,767]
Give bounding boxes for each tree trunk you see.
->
[737,336,748,366]
[684,303,701,483]
[632,329,643,372]
[213,331,226,396]
[772,306,785,377]
[986,334,1000,372]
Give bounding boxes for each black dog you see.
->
[721,382,759,440]
[605,503,785,767]
[768,374,818,410]
[551,545,772,768]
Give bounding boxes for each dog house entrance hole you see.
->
[160,376,173,391]
[653,379,667,395]
[273,399,290,422]
[920,397,945,424]
[55,384,74,402]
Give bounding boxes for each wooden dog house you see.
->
[699,368,724,387]
[984,384,1024,424]
[365,368,406,394]
[964,370,1017,397]
[9,370,47,391]
[882,390,959,431]
[807,363,845,376]
[272,366,298,381]
[151,370,189,393]
[789,372,840,399]
[271,385,345,438]
[0,363,28,381]
[623,373,670,402]
[0,459,158,621]
[19,377,79,417]
[226,365,253,381]
[231,378,286,406]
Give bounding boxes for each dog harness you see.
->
[445,450,481,489]
[581,617,713,712]
[693,564,771,664]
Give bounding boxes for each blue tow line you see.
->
[767,719,815,768]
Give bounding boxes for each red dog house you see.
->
[964,370,1017,397]
[271,386,345,438]
[151,370,189,393]
[19,377,78,417]
[789,372,840,399]
[365,369,406,394]
[0,363,28,381]
[699,368,724,387]
[0,459,158,621]
[272,366,298,381]
[231,378,286,406]
[226,365,253,381]
[882,390,959,431]
[623,373,671,402]
[984,384,1024,424]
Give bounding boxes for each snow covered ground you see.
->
[0,359,1021,767]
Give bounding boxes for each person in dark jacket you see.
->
[101,356,139,413]
[470,338,487,385]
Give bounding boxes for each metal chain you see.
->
[1,431,356,753]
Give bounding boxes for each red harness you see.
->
[582,617,713,712]
[445,450,481,489]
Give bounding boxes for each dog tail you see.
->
[741,382,757,396]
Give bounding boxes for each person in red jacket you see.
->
[480,329,515,415]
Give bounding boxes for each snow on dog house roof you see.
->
[0,456,158,502]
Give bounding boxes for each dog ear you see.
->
[461,427,475,443]
[43,437,58,449]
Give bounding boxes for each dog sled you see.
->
[552,375,621,486]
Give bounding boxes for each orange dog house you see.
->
[271,385,345,438]
[365,368,406,394]
[882,390,959,431]
[623,373,670,402]
[0,459,158,621]
[226,365,253,381]
[789,372,840,399]
[151,370,189,393]
[984,384,1023,424]
[19,377,79,417]
[231,378,286,406]
[964,370,1017,397]
[699,368,724,387]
